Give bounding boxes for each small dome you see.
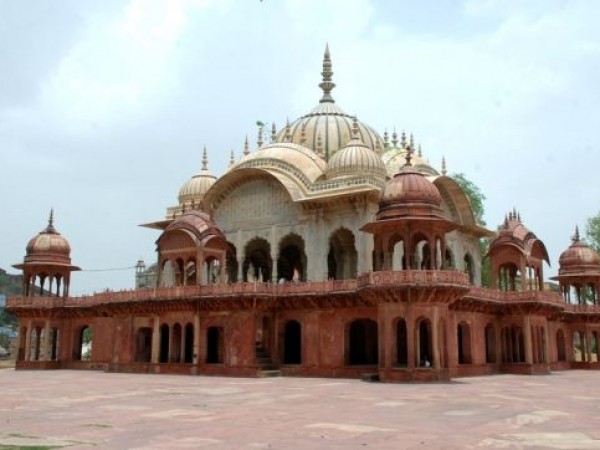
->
[161,210,225,247]
[274,45,383,160]
[558,227,600,275]
[24,211,73,266]
[177,147,217,206]
[326,122,386,179]
[381,142,439,177]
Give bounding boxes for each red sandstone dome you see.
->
[23,211,74,267]
[376,152,444,221]
[558,227,600,275]
[163,210,225,245]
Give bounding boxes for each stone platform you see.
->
[1,370,600,449]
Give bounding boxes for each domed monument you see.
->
[6,46,600,381]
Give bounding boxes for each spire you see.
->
[45,208,56,233]
[271,122,277,143]
[351,116,360,140]
[441,156,447,175]
[572,225,581,243]
[229,149,235,167]
[257,125,264,148]
[284,118,292,142]
[504,214,509,227]
[383,130,389,148]
[418,144,423,158]
[319,44,336,103]
[243,135,250,156]
[409,133,415,150]
[517,211,521,222]
[201,146,208,171]
[391,128,398,147]
[400,131,407,149]
[403,146,413,167]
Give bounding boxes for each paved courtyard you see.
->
[1,370,600,449]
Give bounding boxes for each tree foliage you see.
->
[451,173,486,226]
[585,212,600,253]
[451,173,490,286]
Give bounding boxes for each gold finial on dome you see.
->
[319,43,336,104]
[391,128,398,147]
[229,149,235,167]
[400,131,407,149]
[201,146,208,171]
[441,156,447,175]
[243,135,250,156]
[271,123,277,143]
[572,225,581,243]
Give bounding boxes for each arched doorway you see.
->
[328,228,358,280]
[347,319,378,365]
[277,234,307,282]
[243,238,272,282]
[184,323,194,363]
[395,318,408,367]
[464,253,476,284]
[556,329,566,362]
[159,324,169,363]
[416,318,433,367]
[74,326,92,361]
[135,327,153,363]
[457,322,472,364]
[171,323,182,363]
[283,320,302,364]
[226,242,238,283]
[206,327,224,363]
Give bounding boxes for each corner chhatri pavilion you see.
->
[7,47,600,382]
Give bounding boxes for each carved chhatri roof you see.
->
[557,226,600,276]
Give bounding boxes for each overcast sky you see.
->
[1,0,599,295]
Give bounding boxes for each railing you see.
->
[6,270,469,308]
[465,286,564,305]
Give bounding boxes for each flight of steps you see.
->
[256,343,281,378]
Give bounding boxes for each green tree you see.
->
[451,173,490,286]
[585,212,600,253]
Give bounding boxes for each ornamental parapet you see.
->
[465,286,564,305]
[6,270,469,310]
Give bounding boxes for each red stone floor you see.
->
[1,369,600,449]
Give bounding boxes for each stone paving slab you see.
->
[1,369,600,449]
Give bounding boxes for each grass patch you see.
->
[81,424,112,429]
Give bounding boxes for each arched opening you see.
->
[328,228,358,280]
[50,328,59,361]
[243,238,272,282]
[184,323,194,363]
[347,319,378,365]
[464,253,475,284]
[184,259,196,285]
[204,256,220,285]
[135,327,153,363]
[30,327,41,361]
[556,329,566,362]
[485,324,496,363]
[283,320,302,364]
[457,322,472,364]
[161,259,176,287]
[159,324,169,363]
[444,248,455,269]
[206,326,224,364]
[498,263,519,292]
[416,318,433,367]
[592,332,599,362]
[226,242,238,283]
[171,323,182,363]
[277,234,307,282]
[73,326,92,361]
[573,331,583,362]
[395,318,408,367]
[412,235,431,270]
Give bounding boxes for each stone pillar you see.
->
[43,319,51,361]
[523,316,533,364]
[24,320,32,361]
[168,324,174,362]
[151,317,160,364]
[271,253,277,282]
[432,307,440,369]
[406,307,415,369]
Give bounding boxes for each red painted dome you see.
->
[558,228,600,275]
[24,212,73,266]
